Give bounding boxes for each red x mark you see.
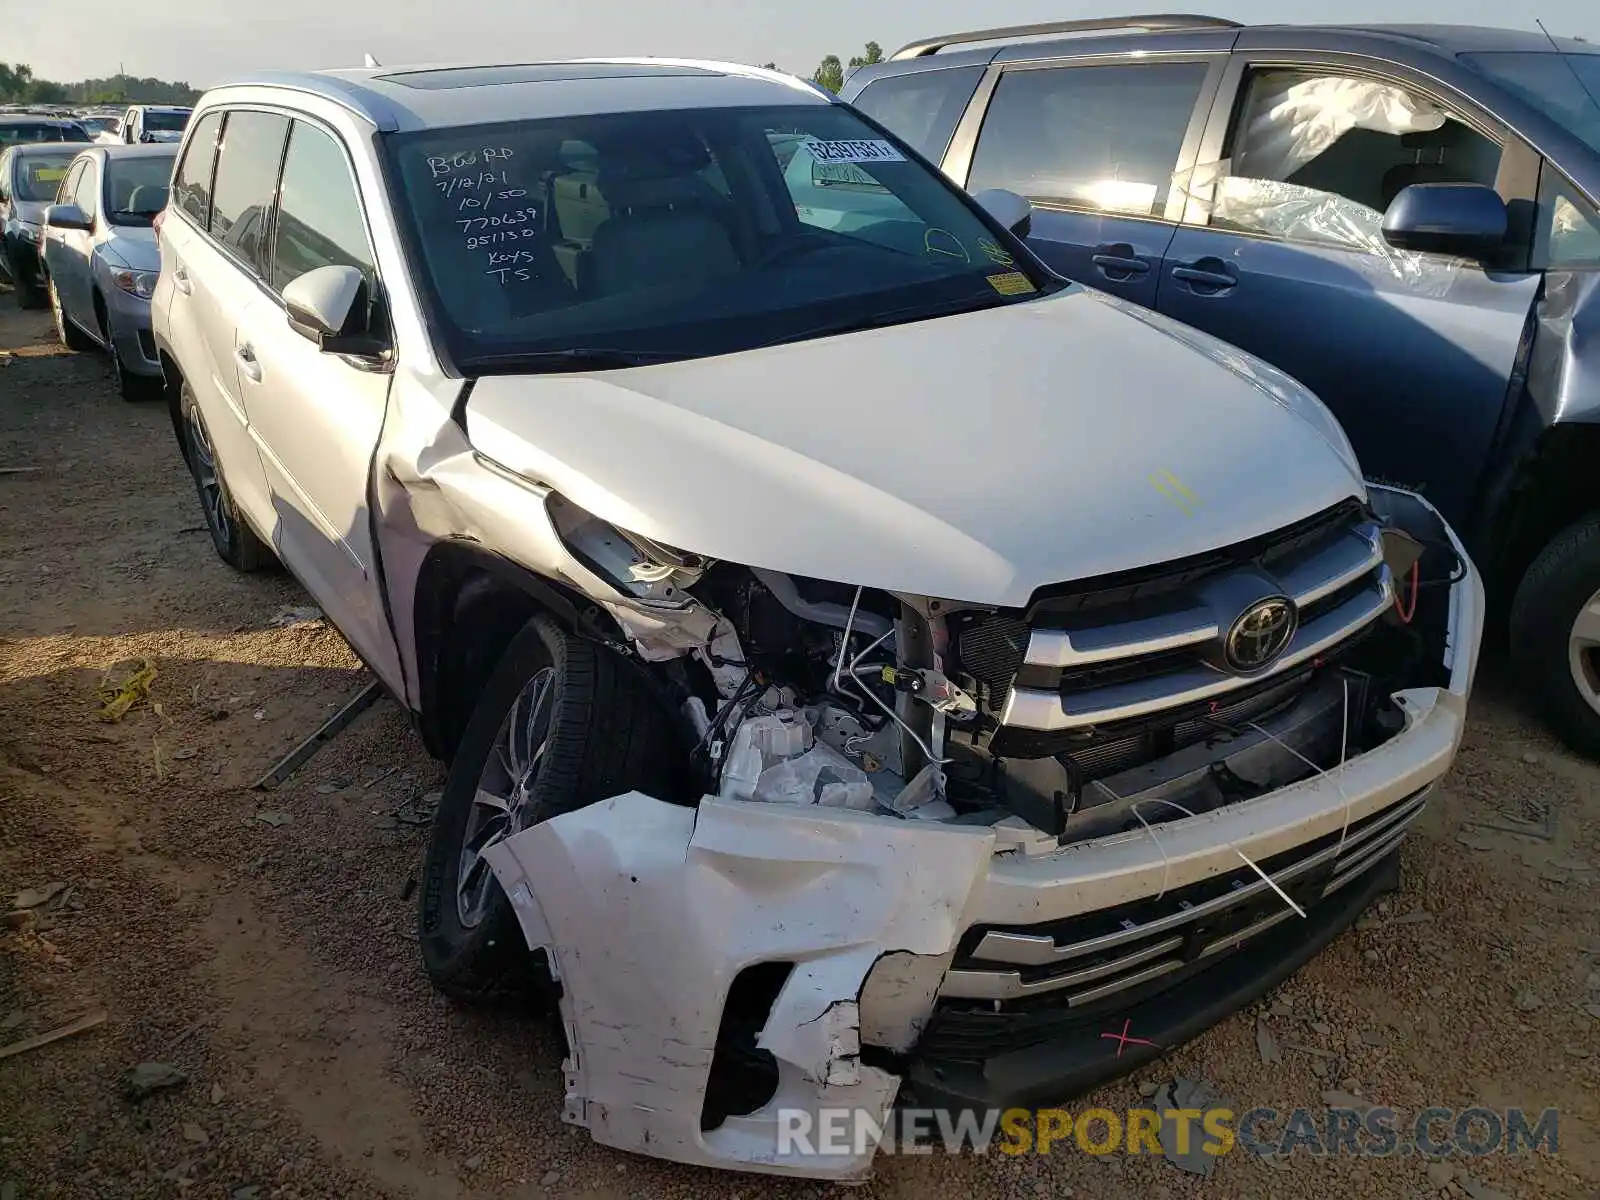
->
[1100,1017,1160,1058]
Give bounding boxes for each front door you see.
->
[235,116,400,687]
[1156,60,1541,526]
[957,56,1223,308]
[51,159,98,321]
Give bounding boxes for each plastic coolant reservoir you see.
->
[719,711,814,801]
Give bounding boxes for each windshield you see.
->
[383,103,1053,371]
[14,151,75,202]
[105,152,176,225]
[145,110,190,133]
[1463,51,1600,157]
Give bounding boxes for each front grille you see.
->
[937,786,1430,1011]
[992,506,1392,735]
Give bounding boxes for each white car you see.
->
[119,104,191,144]
[151,59,1483,1181]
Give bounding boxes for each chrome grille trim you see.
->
[1003,570,1392,732]
[1003,519,1390,733]
[941,788,1429,1003]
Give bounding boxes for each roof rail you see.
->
[889,14,1243,60]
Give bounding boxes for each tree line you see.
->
[758,42,885,93]
[0,62,199,106]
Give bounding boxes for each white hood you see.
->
[466,287,1365,607]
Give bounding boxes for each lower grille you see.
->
[137,328,157,363]
[939,785,1430,1007]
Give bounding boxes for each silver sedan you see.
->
[40,143,176,400]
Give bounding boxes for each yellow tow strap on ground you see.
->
[97,659,157,722]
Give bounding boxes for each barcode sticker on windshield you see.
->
[803,140,906,165]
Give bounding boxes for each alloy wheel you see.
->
[185,403,230,546]
[1569,586,1600,718]
[456,666,557,928]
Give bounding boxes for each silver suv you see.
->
[153,59,1482,1181]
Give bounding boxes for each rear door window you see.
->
[850,66,984,164]
[209,110,290,273]
[172,111,223,228]
[270,120,376,291]
[967,62,1210,217]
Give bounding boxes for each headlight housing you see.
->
[547,494,708,609]
[111,269,158,299]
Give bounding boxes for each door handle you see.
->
[236,344,262,383]
[1171,260,1239,293]
[172,265,193,295]
[1092,254,1151,277]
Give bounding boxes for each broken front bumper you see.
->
[483,490,1484,1181]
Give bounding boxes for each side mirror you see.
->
[283,264,385,356]
[971,187,1033,238]
[44,203,91,232]
[1382,183,1506,259]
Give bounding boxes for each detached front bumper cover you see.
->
[483,486,1485,1181]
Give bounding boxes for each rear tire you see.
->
[1510,515,1600,760]
[418,614,684,1003]
[5,247,45,309]
[181,382,273,572]
[49,278,95,351]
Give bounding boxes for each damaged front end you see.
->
[482,483,1482,1180]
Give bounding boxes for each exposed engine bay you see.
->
[551,487,1463,846]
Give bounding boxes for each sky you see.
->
[4,0,1598,87]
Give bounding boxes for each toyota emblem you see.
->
[1224,597,1297,672]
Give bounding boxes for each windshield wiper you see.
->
[461,347,687,374]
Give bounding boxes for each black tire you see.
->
[181,382,274,572]
[103,307,157,402]
[49,277,96,351]
[5,247,45,309]
[1510,514,1600,759]
[419,614,684,1003]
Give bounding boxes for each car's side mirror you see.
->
[283,264,386,357]
[971,187,1034,238]
[43,203,91,232]
[1382,183,1507,259]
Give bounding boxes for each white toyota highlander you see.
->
[150,58,1484,1181]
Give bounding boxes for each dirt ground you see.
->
[0,295,1597,1200]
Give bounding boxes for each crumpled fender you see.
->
[483,793,996,1179]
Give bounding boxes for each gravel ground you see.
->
[0,295,1597,1200]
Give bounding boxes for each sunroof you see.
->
[377,63,723,90]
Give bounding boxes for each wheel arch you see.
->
[411,540,624,762]
[1479,420,1600,603]
[158,350,189,462]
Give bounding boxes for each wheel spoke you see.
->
[472,787,511,814]
[1572,596,1600,648]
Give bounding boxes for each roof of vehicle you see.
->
[197,59,830,133]
[65,143,180,164]
[869,18,1593,71]
[130,104,193,112]
[5,141,89,156]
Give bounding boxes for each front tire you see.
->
[49,278,95,351]
[181,383,273,572]
[5,245,45,309]
[418,614,685,1003]
[1510,515,1600,759]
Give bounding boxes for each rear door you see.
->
[1155,54,1542,525]
[233,114,400,682]
[946,53,1224,306]
[159,108,279,534]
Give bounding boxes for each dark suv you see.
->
[845,16,1600,755]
